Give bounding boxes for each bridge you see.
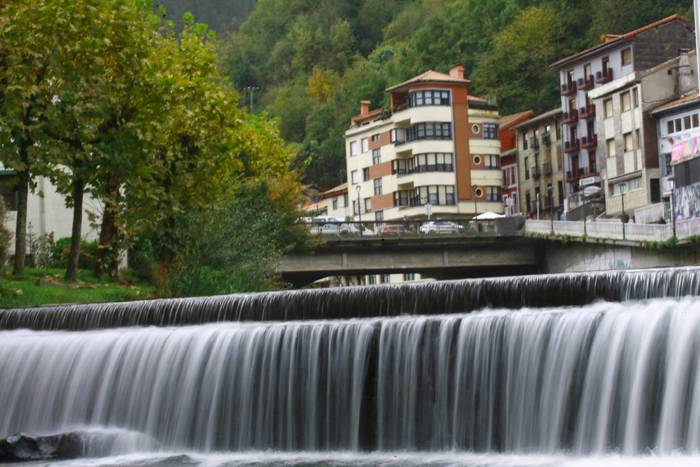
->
[278,218,700,287]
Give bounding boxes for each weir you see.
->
[3,267,700,466]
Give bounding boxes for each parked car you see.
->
[382,224,410,235]
[419,220,464,234]
[340,223,376,236]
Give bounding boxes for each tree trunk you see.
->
[94,172,120,279]
[65,176,85,282]
[12,170,29,278]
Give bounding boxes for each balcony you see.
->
[542,132,552,146]
[578,75,595,90]
[566,170,580,182]
[564,139,580,154]
[561,81,577,96]
[596,68,613,84]
[530,136,540,150]
[532,165,541,179]
[543,161,553,175]
[581,135,597,150]
[562,110,579,125]
[579,104,595,120]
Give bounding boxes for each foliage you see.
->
[0,198,9,269]
[164,183,306,297]
[218,0,692,189]
[157,0,256,31]
[50,237,99,270]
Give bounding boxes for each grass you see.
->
[0,268,155,309]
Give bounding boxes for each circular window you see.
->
[473,155,482,165]
[474,187,483,198]
[472,124,481,134]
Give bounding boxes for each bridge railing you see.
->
[526,219,684,243]
[304,218,524,238]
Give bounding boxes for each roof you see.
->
[351,108,382,124]
[551,14,689,69]
[652,91,700,115]
[512,107,563,130]
[499,110,534,128]
[320,182,348,199]
[386,70,470,93]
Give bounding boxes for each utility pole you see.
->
[243,85,261,113]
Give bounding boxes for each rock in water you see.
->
[0,432,84,461]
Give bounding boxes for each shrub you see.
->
[50,237,99,270]
[0,198,11,270]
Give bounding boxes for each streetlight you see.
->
[356,184,362,237]
[620,182,627,223]
[536,192,541,220]
[472,185,479,217]
[243,85,261,113]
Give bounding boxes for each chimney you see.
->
[678,48,695,95]
[360,100,371,116]
[449,64,465,79]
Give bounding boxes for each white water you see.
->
[3,299,700,465]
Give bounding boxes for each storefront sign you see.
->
[672,136,700,164]
[579,176,601,187]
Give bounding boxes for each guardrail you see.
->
[526,218,696,243]
[303,219,524,239]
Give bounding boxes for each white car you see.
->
[419,220,464,234]
[340,223,376,236]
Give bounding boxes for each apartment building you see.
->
[551,14,695,218]
[303,183,349,219]
[345,65,503,222]
[499,111,534,215]
[653,91,700,223]
[589,48,698,220]
[512,108,565,218]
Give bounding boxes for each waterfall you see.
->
[3,298,700,455]
[2,267,700,330]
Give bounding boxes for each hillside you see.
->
[157,0,256,31]
[217,0,693,189]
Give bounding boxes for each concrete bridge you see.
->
[279,235,540,286]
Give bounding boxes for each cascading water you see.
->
[3,268,700,466]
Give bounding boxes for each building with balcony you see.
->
[590,48,698,220]
[551,14,694,217]
[499,110,534,216]
[512,108,565,218]
[345,65,503,222]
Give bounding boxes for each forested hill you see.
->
[157,0,256,32]
[215,0,693,189]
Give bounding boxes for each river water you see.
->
[3,269,700,465]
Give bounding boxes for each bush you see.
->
[128,237,157,283]
[50,237,99,270]
[0,198,11,270]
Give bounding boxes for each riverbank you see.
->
[0,268,154,308]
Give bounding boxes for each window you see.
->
[611,177,642,195]
[607,138,616,158]
[621,47,632,66]
[694,114,699,128]
[361,138,369,153]
[343,193,348,207]
[362,167,370,181]
[332,198,338,210]
[373,178,382,195]
[375,210,384,222]
[484,154,500,169]
[604,98,613,118]
[352,200,358,215]
[584,63,592,79]
[558,181,564,207]
[403,272,416,281]
[372,149,381,165]
[667,121,675,134]
[350,141,359,156]
[632,87,639,107]
[522,132,529,150]
[486,186,500,202]
[635,130,641,150]
[621,91,632,112]
[524,156,530,180]
[556,121,561,140]
[0,184,16,211]
[406,122,452,141]
[364,197,372,212]
[380,274,390,284]
[408,90,451,107]
[351,170,359,184]
[662,153,673,176]
[675,118,682,132]
[413,185,455,206]
[473,155,482,165]
[371,133,380,142]
[685,115,692,130]
[369,275,376,285]
[472,124,481,134]
[602,56,610,73]
[483,123,498,139]
[624,132,634,152]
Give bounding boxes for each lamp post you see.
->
[536,192,541,220]
[243,85,261,113]
[472,185,479,217]
[620,182,627,240]
[356,184,362,237]
[548,185,554,231]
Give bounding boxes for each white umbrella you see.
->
[474,211,506,220]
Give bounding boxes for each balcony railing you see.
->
[564,139,580,154]
[580,135,597,149]
[566,170,580,182]
[532,165,541,179]
[596,68,613,84]
[561,81,577,96]
[579,104,595,120]
[563,110,579,125]
[530,136,540,149]
[578,75,595,90]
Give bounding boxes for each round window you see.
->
[473,155,482,165]
[472,124,481,134]
[475,187,483,198]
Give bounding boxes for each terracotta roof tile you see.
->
[386,70,470,92]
